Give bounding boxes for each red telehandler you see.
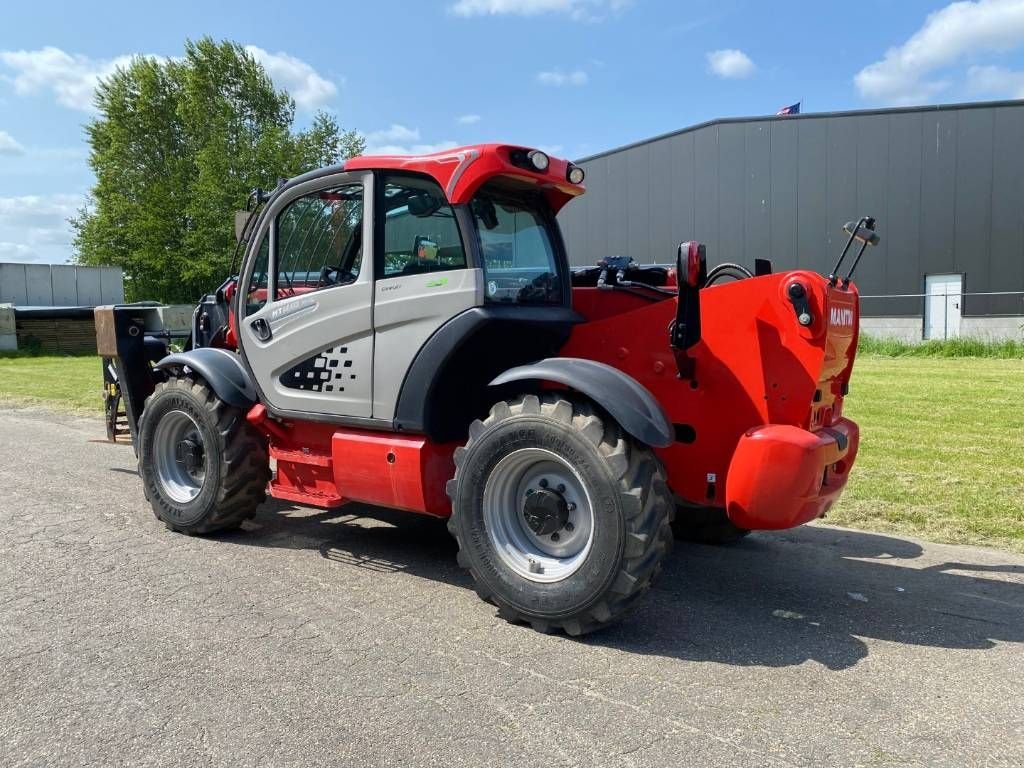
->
[97,144,877,635]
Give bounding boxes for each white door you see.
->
[925,274,962,340]
[371,174,482,419]
[238,171,376,418]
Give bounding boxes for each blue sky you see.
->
[4,0,1024,263]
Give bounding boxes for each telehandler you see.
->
[97,144,876,634]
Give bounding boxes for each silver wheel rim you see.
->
[152,410,207,504]
[482,448,595,583]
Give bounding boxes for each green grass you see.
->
[0,352,104,412]
[858,334,1024,358]
[0,350,1021,551]
[835,356,1024,553]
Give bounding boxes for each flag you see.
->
[777,102,801,116]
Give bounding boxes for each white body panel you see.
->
[371,268,483,419]
[924,273,962,340]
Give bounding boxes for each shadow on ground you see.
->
[212,499,1024,671]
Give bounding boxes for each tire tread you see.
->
[447,394,673,635]
[140,376,269,535]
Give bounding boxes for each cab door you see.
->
[371,174,482,419]
[238,171,375,419]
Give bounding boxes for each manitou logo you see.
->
[830,306,855,328]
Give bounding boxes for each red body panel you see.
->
[329,431,454,517]
[346,144,584,212]
[247,405,455,516]
[726,418,859,529]
[563,271,860,529]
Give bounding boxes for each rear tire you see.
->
[138,376,269,535]
[447,394,673,636]
[671,504,750,545]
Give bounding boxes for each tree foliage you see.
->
[72,38,364,303]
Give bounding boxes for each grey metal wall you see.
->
[558,100,1024,317]
[0,263,124,307]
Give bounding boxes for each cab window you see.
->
[275,183,363,300]
[244,233,269,317]
[381,176,466,278]
[470,186,562,305]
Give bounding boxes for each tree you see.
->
[72,38,364,303]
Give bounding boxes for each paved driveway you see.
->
[1,407,1022,767]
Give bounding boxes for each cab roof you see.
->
[342,144,586,212]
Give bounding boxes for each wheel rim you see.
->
[482,448,595,583]
[152,409,207,504]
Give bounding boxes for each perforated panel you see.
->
[279,345,358,394]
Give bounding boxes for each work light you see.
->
[527,150,549,171]
[567,164,585,184]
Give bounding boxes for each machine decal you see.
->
[270,296,317,322]
[278,345,356,393]
[830,306,855,328]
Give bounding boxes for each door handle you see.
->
[250,318,272,341]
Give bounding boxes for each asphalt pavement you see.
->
[1,406,1022,767]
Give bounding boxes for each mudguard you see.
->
[156,348,257,409]
[490,357,673,448]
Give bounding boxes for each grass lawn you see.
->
[0,351,1021,551]
[835,356,1024,553]
[0,353,103,413]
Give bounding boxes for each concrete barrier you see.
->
[0,263,124,307]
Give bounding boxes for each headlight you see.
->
[567,164,585,184]
[527,150,549,171]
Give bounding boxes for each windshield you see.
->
[470,187,562,305]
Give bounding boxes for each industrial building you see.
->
[557,99,1024,340]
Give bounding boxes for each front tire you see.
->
[447,394,673,635]
[138,376,270,535]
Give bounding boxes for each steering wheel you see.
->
[318,264,352,288]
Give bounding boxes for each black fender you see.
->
[393,305,581,441]
[156,347,257,409]
[490,357,673,448]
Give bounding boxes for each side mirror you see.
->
[471,198,499,230]
[235,210,253,243]
[407,193,442,218]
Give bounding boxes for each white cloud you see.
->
[0,45,337,113]
[536,69,589,86]
[363,124,458,155]
[450,0,630,21]
[0,241,35,260]
[243,45,337,110]
[456,113,481,124]
[854,0,1024,104]
[365,141,460,156]
[967,63,1024,96]
[0,46,139,111]
[0,130,25,155]
[706,49,756,79]
[0,193,81,223]
[0,194,82,263]
[366,124,422,145]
